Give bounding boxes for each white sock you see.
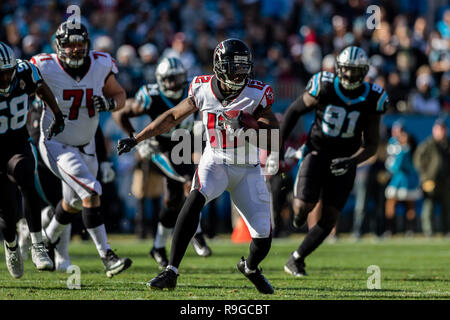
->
[55,224,71,261]
[293,251,301,260]
[5,236,17,249]
[30,231,43,244]
[167,265,178,274]
[86,224,111,258]
[196,221,202,234]
[154,223,172,249]
[41,206,54,229]
[45,217,68,243]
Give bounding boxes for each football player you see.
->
[31,21,131,277]
[17,99,116,271]
[0,41,65,278]
[280,46,388,277]
[118,39,279,294]
[112,57,211,269]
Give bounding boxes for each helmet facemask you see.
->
[0,41,17,96]
[214,59,252,91]
[57,36,89,68]
[335,46,369,90]
[55,22,90,69]
[336,64,369,90]
[0,66,16,96]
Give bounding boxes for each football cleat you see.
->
[4,241,24,278]
[150,247,168,269]
[42,233,59,271]
[101,249,132,278]
[237,257,274,294]
[284,253,308,277]
[191,233,212,257]
[31,242,54,271]
[147,268,178,290]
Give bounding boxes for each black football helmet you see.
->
[0,42,17,96]
[213,38,253,91]
[335,46,369,90]
[55,21,90,68]
[155,57,187,99]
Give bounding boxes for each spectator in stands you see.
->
[384,130,421,236]
[413,119,450,236]
[161,32,201,79]
[115,44,144,97]
[436,8,450,39]
[428,30,450,77]
[138,43,159,84]
[410,72,441,114]
[440,71,450,112]
[93,35,115,55]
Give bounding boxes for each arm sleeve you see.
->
[280,94,313,151]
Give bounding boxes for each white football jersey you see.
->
[188,75,274,165]
[31,51,118,146]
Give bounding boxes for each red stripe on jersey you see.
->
[207,113,217,147]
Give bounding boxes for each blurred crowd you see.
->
[1,0,450,238]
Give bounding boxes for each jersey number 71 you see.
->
[63,89,95,120]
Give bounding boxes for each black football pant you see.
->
[0,143,43,241]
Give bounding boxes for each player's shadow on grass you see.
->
[281,286,407,293]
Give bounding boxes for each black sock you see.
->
[247,237,272,270]
[169,190,205,268]
[82,206,104,229]
[386,217,396,234]
[55,200,75,225]
[159,207,179,229]
[297,224,333,261]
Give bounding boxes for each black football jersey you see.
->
[134,83,195,152]
[0,59,42,149]
[304,71,388,157]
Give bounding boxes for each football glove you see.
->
[135,138,160,160]
[330,157,356,176]
[93,95,117,112]
[264,152,279,175]
[47,112,65,140]
[100,161,115,184]
[117,136,137,155]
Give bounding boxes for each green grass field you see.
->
[1,234,450,300]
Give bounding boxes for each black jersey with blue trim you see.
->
[304,71,388,157]
[0,59,43,147]
[134,83,195,152]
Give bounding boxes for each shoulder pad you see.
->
[146,83,160,96]
[369,82,389,114]
[305,71,334,98]
[135,85,153,110]
[16,59,43,85]
[91,51,118,74]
